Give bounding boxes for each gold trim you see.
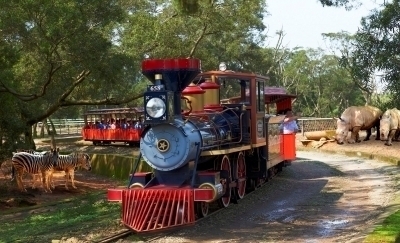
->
[129,183,144,189]
[200,142,265,156]
[198,183,217,203]
[157,139,170,152]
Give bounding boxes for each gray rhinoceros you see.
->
[335,105,382,144]
[380,108,400,146]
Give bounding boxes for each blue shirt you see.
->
[280,120,298,134]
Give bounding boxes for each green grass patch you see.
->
[364,209,400,243]
[0,192,141,243]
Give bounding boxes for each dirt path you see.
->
[139,151,400,243]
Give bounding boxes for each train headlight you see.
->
[146,97,166,118]
[143,89,174,124]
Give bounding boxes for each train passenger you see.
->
[134,121,141,129]
[134,117,145,129]
[279,109,299,134]
[121,119,128,129]
[96,121,103,129]
[127,120,133,128]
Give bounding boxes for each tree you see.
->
[121,0,268,71]
[352,0,400,107]
[0,0,138,149]
[173,0,362,14]
[318,0,361,9]
[281,48,363,117]
[322,31,380,105]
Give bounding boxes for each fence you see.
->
[297,118,336,136]
[35,119,85,136]
[33,118,337,136]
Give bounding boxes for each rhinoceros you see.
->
[380,108,400,146]
[335,105,382,144]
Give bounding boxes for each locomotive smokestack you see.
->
[142,59,201,122]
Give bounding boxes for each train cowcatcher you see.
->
[107,58,297,233]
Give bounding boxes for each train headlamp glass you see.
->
[219,62,227,71]
[146,97,166,118]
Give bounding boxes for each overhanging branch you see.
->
[0,62,62,101]
[28,70,92,124]
[60,93,144,107]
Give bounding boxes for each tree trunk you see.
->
[40,121,45,138]
[50,131,57,150]
[33,123,37,138]
[24,126,36,150]
[48,118,57,135]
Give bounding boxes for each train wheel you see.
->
[217,155,231,208]
[236,152,246,199]
[195,202,209,219]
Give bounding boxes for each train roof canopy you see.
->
[264,87,297,104]
[84,107,144,115]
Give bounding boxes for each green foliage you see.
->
[354,0,400,105]
[318,0,360,10]
[272,47,364,117]
[0,0,134,150]
[172,0,201,15]
[364,209,400,243]
[121,0,267,69]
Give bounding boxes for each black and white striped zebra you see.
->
[14,149,48,189]
[12,148,59,192]
[51,152,91,190]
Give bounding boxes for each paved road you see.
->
[141,151,400,243]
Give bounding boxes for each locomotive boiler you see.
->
[107,58,297,233]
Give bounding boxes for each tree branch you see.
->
[187,23,208,58]
[0,40,63,101]
[27,70,91,124]
[60,93,144,107]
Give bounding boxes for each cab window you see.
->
[256,80,265,112]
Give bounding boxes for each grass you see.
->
[0,192,141,243]
[364,210,400,243]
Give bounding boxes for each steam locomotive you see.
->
[107,58,297,233]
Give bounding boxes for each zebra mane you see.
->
[65,152,88,157]
[14,150,50,156]
[16,149,35,153]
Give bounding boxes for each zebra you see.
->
[11,148,59,193]
[50,152,91,190]
[14,149,48,189]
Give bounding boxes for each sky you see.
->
[264,0,386,50]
